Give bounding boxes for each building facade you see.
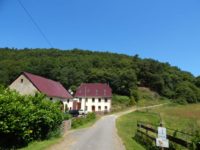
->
[9,72,73,111]
[74,83,112,112]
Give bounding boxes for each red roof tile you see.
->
[75,83,112,98]
[23,72,72,99]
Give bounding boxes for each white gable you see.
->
[9,74,39,96]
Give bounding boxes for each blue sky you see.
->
[0,0,200,76]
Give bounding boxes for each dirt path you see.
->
[48,104,167,150]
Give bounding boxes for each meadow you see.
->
[116,103,200,150]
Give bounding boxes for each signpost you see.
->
[156,126,169,149]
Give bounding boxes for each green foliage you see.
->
[0,48,199,103]
[174,81,200,103]
[71,112,96,129]
[63,113,72,120]
[0,88,64,149]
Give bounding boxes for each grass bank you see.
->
[20,137,62,150]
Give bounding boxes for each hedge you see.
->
[0,86,64,149]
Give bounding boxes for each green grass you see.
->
[72,116,100,129]
[116,103,200,150]
[20,137,63,150]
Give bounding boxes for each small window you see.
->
[50,97,53,100]
[85,98,88,102]
[85,106,88,111]
[105,98,108,102]
[79,98,82,102]
[92,98,95,102]
[105,106,108,110]
[67,99,70,103]
[98,106,101,111]
[98,98,101,102]
[21,79,23,83]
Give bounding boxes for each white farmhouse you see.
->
[9,72,73,111]
[74,83,112,113]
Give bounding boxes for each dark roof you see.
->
[75,83,112,98]
[23,72,72,99]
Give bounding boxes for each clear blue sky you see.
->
[0,0,200,76]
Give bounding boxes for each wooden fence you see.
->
[136,121,200,149]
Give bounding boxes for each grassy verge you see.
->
[116,103,200,150]
[20,137,63,150]
[72,115,100,129]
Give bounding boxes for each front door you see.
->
[92,105,95,112]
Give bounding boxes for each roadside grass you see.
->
[20,137,63,150]
[116,103,200,150]
[72,115,100,129]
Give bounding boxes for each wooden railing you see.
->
[136,121,199,149]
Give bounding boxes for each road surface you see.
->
[48,104,166,150]
[49,114,125,150]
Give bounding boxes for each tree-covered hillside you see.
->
[0,48,200,103]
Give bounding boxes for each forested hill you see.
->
[0,48,200,103]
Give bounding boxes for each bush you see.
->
[63,113,72,120]
[0,88,64,149]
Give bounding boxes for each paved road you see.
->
[49,115,125,150]
[48,104,167,150]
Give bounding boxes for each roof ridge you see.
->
[23,72,59,83]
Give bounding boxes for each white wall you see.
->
[76,97,111,112]
[9,74,39,96]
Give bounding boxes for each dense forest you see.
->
[0,48,200,104]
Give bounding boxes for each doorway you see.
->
[92,105,95,112]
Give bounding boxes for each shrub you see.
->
[63,113,72,120]
[0,88,64,148]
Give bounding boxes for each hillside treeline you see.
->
[0,48,200,103]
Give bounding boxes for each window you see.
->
[67,99,70,103]
[98,106,101,111]
[105,106,108,110]
[92,98,95,102]
[105,98,108,102]
[79,98,82,102]
[85,106,88,111]
[21,79,23,83]
[98,98,101,102]
[50,97,53,100]
[85,98,88,102]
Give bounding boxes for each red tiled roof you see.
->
[23,72,72,99]
[75,83,112,98]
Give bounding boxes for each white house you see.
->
[9,72,73,111]
[74,83,112,113]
